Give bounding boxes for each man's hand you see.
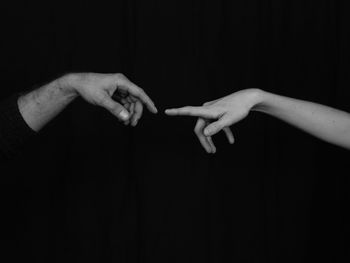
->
[165,89,262,153]
[65,73,157,126]
[18,73,157,132]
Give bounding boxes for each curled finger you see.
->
[223,127,235,144]
[194,118,213,153]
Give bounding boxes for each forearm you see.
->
[253,90,350,149]
[18,75,78,132]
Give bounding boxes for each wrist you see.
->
[56,74,80,100]
[247,88,266,111]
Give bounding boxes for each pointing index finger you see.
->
[116,75,158,114]
[165,106,215,119]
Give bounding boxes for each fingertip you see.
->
[164,109,173,115]
[204,128,211,137]
[228,135,235,144]
[145,102,157,114]
[119,110,130,121]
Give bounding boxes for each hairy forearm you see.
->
[253,90,350,149]
[18,75,78,132]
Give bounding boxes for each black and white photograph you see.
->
[0,1,349,262]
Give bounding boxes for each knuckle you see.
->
[116,73,125,79]
[138,87,145,94]
[210,123,217,129]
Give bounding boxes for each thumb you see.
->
[204,116,230,137]
[100,95,130,121]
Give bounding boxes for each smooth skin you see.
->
[18,73,157,132]
[165,88,350,153]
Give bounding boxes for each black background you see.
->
[1,0,349,262]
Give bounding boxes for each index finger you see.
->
[116,76,158,114]
[165,106,216,119]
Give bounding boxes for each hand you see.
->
[64,73,158,125]
[165,89,262,153]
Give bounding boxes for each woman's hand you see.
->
[165,89,262,153]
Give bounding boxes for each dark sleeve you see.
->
[0,94,36,160]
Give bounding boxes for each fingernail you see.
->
[119,110,129,120]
